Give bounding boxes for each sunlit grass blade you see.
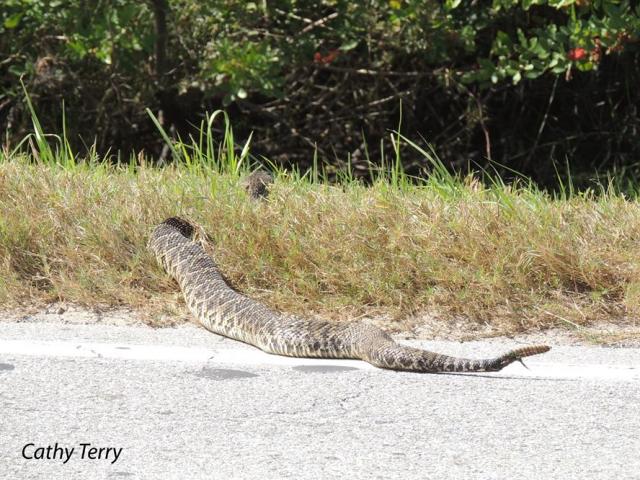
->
[146,108,180,163]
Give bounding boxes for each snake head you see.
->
[162,217,196,239]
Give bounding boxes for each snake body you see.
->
[149,216,549,373]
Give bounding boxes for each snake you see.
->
[149,187,550,373]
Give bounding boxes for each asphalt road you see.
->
[1,321,639,480]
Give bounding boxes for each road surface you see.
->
[1,320,639,480]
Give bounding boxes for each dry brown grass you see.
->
[1,157,640,333]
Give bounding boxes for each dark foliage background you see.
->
[1,0,639,187]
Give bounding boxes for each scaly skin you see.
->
[149,217,550,373]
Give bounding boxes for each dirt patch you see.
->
[1,303,147,327]
[2,303,639,347]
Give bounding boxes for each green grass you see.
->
[1,98,640,335]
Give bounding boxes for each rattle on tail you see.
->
[149,216,550,373]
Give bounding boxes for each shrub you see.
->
[1,1,639,186]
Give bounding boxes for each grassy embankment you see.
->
[1,105,639,337]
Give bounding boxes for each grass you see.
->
[1,98,640,335]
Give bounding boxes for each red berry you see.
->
[567,47,587,61]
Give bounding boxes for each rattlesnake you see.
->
[148,175,549,373]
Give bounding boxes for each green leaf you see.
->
[340,40,359,51]
[517,29,528,47]
[8,64,25,76]
[512,71,522,84]
[3,12,22,29]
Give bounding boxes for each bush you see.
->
[1,0,639,186]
